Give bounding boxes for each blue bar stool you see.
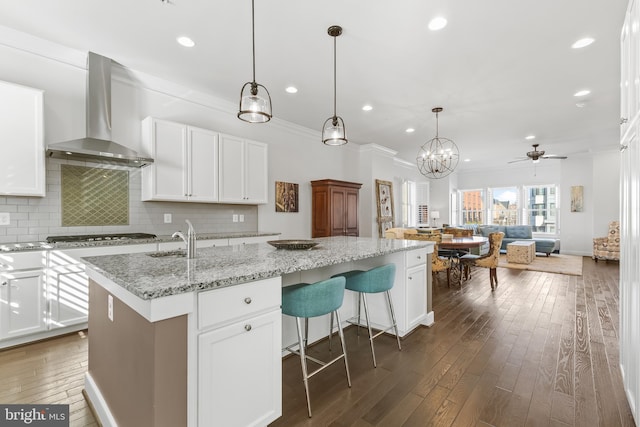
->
[331,263,401,368]
[281,276,351,418]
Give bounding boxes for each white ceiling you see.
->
[0,0,628,171]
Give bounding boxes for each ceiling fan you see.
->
[508,143,568,163]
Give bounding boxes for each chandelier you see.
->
[416,107,459,179]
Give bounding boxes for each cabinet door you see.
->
[406,264,427,330]
[344,188,360,236]
[330,188,347,236]
[141,118,188,201]
[198,310,281,427]
[0,81,45,197]
[187,127,219,202]
[0,270,47,339]
[244,140,268,204]
[218,133,246,203]
[47,264,88,328]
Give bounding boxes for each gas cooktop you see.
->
[45,233,157,243]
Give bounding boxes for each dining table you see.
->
[438,236,489,284]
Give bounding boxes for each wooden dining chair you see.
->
[459,232,504,290]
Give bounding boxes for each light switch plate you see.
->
[233,214,238,222]
[239,214,245,222]
[0,212,9,226]
[164,213,172,223]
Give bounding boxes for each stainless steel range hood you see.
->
[46,52,153,167]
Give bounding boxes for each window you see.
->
[488,187,519,225]
[455,184,560,235]
[523,185,558,233]
[460,189,484,225]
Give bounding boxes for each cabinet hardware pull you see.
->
[621,117,628,125]
[244,324,252,331]
[244,297,252,304]
[1,281,7,286]
[408,276,412,280]
[417,256,421,259]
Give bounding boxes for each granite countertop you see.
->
[0,231,281,252]
[82,236,433,300]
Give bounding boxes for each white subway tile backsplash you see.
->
[1,158,260,242]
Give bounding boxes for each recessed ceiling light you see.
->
[428,17,447,31]
[572,37,595,49]
[177,36,195,47]
[525,135,536,140]
[285,86,298,94]
[406,128,415,133]
[362,105,373,111]
[576,102,586,108]
[463,158,471,162]
[574,89,591,97]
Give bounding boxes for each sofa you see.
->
[477,225,558,256]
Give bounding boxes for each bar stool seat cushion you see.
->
[281,277,346,318]
[333,264,395,293]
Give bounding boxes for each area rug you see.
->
[498,253,583,276]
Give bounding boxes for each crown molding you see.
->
[359,143,397,157]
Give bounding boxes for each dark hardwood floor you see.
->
[0,257,633,426]
[271,257,635,427]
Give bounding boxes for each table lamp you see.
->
[431,211,440,228]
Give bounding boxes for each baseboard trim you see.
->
[84,372,118,427]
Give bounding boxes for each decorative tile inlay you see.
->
[61,165,129,226]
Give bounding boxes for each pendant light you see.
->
[322,26,347,146]
[238,0,272,123]
[416,107,459,179]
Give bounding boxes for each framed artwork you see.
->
[375,179,394,237]
[570,185,584,212]
[275,181,299,212]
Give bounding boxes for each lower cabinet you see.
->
[0,269,47,340]
[198,310,281,427]
[406,263,427,330]
[196,277,282,427]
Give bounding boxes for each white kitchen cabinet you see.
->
[158,238,228,251]
[406,263,427,330]
[219,134,268,204]
[141,117,219,202]
[0,80,45,197]
[197,277,281,427]
[0,251,48,340]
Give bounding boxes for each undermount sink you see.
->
[147,250,186,258]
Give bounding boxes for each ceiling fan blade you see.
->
[541,155,568,159]
[508,157,529,164]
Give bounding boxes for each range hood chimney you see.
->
[46,52,153,167]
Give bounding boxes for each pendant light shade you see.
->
[322,25,347,146]
[416,107,459,179]
[238,0,272,123]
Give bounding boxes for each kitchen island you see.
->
[82,236,434,427]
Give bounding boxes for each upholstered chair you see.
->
[459,232,505,290]
[443,227,473,237]
[431,242,452,287]
[384,228,417,239]
[593,221,620,262]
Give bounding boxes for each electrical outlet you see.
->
[239,214,245,222]
[164,213,172,223]
[0,212,9,226]
[108,294,114,322]
[233,214,239,222]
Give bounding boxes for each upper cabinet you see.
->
[141,117,219,202]
[311,179,362,237]
[0,80,45,197]
[219,134,268,204]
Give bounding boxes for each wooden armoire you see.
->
[311,179,362,237]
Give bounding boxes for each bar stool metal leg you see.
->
[360,292,378,367]
[386,290,402,351]
[295,317,313,418]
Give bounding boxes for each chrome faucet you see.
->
[172,219,197,258]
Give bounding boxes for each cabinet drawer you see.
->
[198,277,281,330]
[0,251,47,271]
[405,248,427,268]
